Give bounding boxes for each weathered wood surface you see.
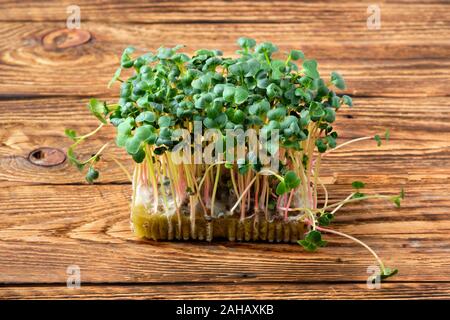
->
[0,0,449,299]
[1,96,449,186]
[0,183,449,283]
[0,22,449,97]
[1,283,450,300]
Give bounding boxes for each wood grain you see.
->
[0,0,449,299]
[1,96,449,186]
[0,21,449,97]
[0,184,449,285]
[0,0,448,24]
[1,283,450,300]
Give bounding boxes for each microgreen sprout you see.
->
[66,37,404,281]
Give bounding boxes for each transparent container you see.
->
[130,160,306,242]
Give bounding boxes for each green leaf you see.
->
[299,230,327,251]
[290,50,304,61]
[326,135,336,148]
[330,71,346,90]
[237,37,256,49]
[134,125,154,141]
[85,167,99,184]
[126,136,142,155]
[266,83,282,99]
[108,67,122,88]
[223,85,235,103]
[135,111,156,123]
[329,96,340,109]
[232,110,245,124]
[305,230,322,243]
[234,86,249,105]
[351,181,365,189]
[121,46,135,68]
[203,117,216,129]
[88,98,107,124]
[276,181,287,195]
[191,78,203,90]
[374,134,382,147]
[65,129,77,141]
[324,107,336,123]
[116,118,133,147]
[302,59,319,79]
[213,84,225,95]
[400,188,405,200]
[257,77,270,89]
[318,213,334,226]
[271,60,285,80]
[385,128,390,141]
[255,42,278,56]
[267,107,286,121]
[352,192,365,199]
[315,139,327,153]
[245,58,260,77]
[298,240,317,252]
[158,116,172,127]
[381,267,398,280]
[310,102,325,121]
[342,95,353,107]
[391,196,402,208]
[374,129,390,147]
[249,99,270,116]
[284,171,301,189]
[132,148,146,163]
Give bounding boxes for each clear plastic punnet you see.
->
[66,38,402,280]
[130,155,306,242]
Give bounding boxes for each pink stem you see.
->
[204,172,211,207]
[284,189,294,221]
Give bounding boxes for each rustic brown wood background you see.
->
[0,0,449,300]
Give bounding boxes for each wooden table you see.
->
[0,0,449,299]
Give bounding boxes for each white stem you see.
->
[230,175,258,214]
[110,156,132,182]
[322,136,372,157]
[317,226,385,271]
[324,194,392,211]
[330,192,355,215]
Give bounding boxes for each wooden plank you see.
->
[0,0,448,300]
[1,282,449,300]
[0,22,449,97]
[0,0,448,24]
[0,184,449,284]
[1,96,449,186]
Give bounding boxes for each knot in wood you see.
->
[42,28,91,50]
[28,147,66,167]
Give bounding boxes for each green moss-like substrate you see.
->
[131,205,306,243]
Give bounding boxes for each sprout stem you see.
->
[330,192,355,215]
[316,225,385,272]
[284,189,294,220]
[324,194,393,211]
[230,167,240,198]
[322,136,372,157]
[318,177,329,209]
[110,155,132,182]
[230,174,258,214]
[74,123,104,142]
[210,164,221,217]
